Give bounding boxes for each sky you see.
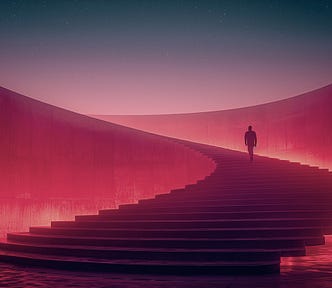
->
[0,0,331,115]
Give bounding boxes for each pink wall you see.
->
[0,87,215,237]
[93,84,332,170]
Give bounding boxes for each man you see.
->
[245,125,257,162]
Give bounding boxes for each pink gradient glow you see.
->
[93,84,332,170]
[1,49,331,115]
[0,87,215,237]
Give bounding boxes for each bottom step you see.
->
[0,251,280,275]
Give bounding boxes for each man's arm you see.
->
[254,132,257,146]
[244,132,248,145]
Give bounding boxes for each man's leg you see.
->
[248,146,254,161]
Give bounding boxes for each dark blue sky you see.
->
[1,0,331,114]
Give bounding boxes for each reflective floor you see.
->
[1,236,332,288]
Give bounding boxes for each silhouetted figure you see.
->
[245,125,257,162]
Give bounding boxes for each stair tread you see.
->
[0,240,294,253]
[68,217,328,223]
[97,209,331,215]
[0,250,280,266]
[5,233,321,241]
[30,226,321,231]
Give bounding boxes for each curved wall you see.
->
[93,84,332,170]
[0,87,215,237]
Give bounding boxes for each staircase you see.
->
[0,140,332,275]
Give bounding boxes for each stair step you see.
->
[7,233,323,248]
[141,194,328,204]
[0,251,280,274]
[0,241,286,261]
[100,204,332,214]
[196,180,331,186]
[185,184,332,191]
[28,226,322,238]
[77,210,332,221]
[51,218,329,229]
[161,189,330,198]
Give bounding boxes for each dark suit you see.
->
[245,130,257,160]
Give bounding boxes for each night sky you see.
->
[1,0,331,114]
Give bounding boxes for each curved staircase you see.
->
[1,140,332,274]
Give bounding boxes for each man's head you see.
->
[248,125,252,131]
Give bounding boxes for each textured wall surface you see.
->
[0,87,215,236]
[93,85,332,170]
